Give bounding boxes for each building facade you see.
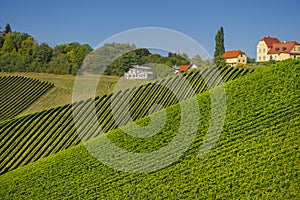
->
[124,65,153,80]
[256,36,300,62]
[222,50,247,66]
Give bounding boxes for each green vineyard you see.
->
[0,65,252,174]
[0,59,299,199]
[0,76,54,120]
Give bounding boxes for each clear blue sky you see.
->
[1,0,299,58]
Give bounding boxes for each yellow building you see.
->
[222,50,247,66]
[257,36,300,62]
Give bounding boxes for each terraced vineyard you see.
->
[0,59,299,199]
[0,65,252,174]
[0,76,54,120]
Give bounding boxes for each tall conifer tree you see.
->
[214,27,225,65]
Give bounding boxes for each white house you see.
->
[124,65,154,80]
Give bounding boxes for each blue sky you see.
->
[1,0,299,58]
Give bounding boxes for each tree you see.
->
[50,42,93,74]
[190,54,203,67]
[167,52,190,66]
[3,23,12,36]
[68,44,92,69]
[0,37,4,49]
[48,54,69,74]
[214,27,225,66]
[2,36,15,52]
[179,52,189,61]
[33,42,53,64]
[53,44,68,56]
[151,63,174,78]
[10,32,23,52]
[0,23,94,74]
[164,60,173,67]
[19,36,36,55]
[0,26,3,48]
[247,57,255,64]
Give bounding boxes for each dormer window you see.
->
[275,48,279,52]
[282,47,286,51]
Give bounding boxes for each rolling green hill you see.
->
[0,76,54,121]
[0,65,250,174]
[0,59,299,199]
[0,72,143,115]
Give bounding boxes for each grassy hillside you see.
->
[0,59,299,199]
[0,72,147,115]
[0,66,250,174]
[0,76,54,120]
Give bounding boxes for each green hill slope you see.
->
[0,72,138,115]
[0,76,54,121]
[0,65,250,174]
[0,59,299,199]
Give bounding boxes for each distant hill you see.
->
[0,59,299,199]
[83,43,189,76]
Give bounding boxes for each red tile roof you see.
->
[179,65,189,72]
[222,50,245,59]
[268,41,299,54]
[260,37,280,47]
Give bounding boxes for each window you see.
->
[263,48,266,53]
[263,56,266,60]
[242,60,245,63]
[298,47,300,51]
[294,47,296,51]
[259,57,261,61]
[274,55,277,59]
[259,49,261,53]
[240,54,243,57]
[238,59,240,62]
[294,55,297,59]
[270,55,273,60]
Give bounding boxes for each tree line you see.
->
[83,43,192,76]
[0,24,93,74]
[0,24,205,76]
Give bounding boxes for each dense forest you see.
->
[0,24,93,75]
